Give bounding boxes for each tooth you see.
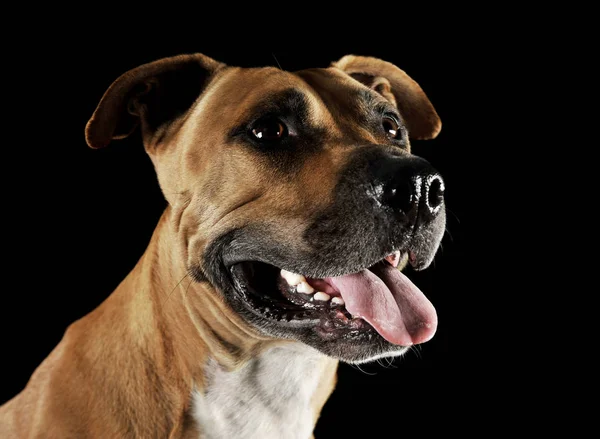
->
[314,292,331,301]
[296,282,315,294]
[385,250,402,268]
[280,269,306,286]
[331,297,345,306]
[396,252,409,271]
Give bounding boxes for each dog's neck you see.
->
[116,208,336,436]
[134,208,271,370]
[192,344,335,439]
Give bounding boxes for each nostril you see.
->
[383,179,414,213]
[426,175,445,212]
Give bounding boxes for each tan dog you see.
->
[0,53,444,438]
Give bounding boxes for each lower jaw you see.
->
[230,265,379,341]
[227,284,411,363]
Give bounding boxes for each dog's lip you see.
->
[221,228,435,277]
[224,248,409,280]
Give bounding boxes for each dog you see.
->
[0,52,445,438]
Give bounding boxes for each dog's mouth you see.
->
[230,251,437,346]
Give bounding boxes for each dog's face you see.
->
[86,54,445,364]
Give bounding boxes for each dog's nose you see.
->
[379,156,445,223]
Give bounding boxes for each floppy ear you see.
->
[332,55,441,140]
[85,53,225,149]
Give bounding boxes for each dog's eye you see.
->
[382,115,401,140]
[251,118,288,142]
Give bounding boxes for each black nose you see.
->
[380,156,445,222]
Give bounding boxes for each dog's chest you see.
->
[192,345,325,439]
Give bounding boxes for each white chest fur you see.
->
[192,344,327,439]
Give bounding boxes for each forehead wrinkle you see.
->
[242,89,310,121]
[352,87,398,117]
[296,69,385,144]
[290,75,339,134]
[295,69,353,131]
[234,79,336,137]
[356,87,378,107]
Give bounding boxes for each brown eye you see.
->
[251,119,287,142]
[382,115,401,140]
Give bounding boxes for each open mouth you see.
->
[230,250,437,346]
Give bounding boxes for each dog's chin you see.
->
[219,250,430,364]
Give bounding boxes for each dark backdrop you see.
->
[1,29,497,436]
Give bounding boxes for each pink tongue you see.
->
[327,264,437,346]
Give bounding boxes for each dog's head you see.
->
[86,53,445,364]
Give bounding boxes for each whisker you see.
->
[409,345,423,360]
[444,227,454,243]
[271,52,283,70]
[447,207,461,224]
[183,277,195,299]
[351,363,377,376]
[161,273,190,306]
[384,356,397,368]
[376,357,397,369]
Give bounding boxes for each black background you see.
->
[0,22,522,436]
